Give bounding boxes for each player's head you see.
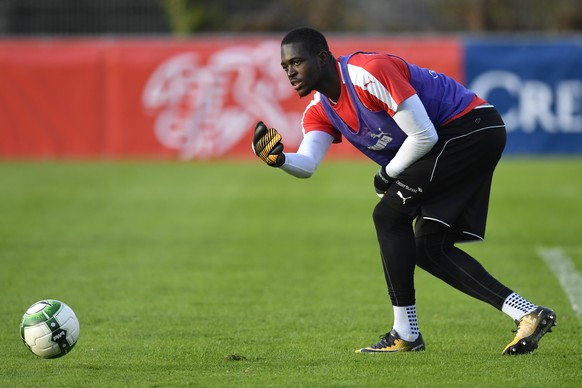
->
[280,27,333,98]
[281,27,330,57]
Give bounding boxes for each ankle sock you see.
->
[502,292,537,321]
[392,305,420,342]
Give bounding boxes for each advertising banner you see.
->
[465,39,582,154]
[11,36,582,158]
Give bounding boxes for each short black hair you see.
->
[281,27,330,56]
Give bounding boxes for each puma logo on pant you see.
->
[397,191,412,204]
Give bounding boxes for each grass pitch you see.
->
[0,159,581,387]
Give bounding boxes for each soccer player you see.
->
[252,27,556,355]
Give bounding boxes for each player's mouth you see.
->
[290,79,302,91]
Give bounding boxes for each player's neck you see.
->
[317,60,341,102]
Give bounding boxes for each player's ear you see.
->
[317,50,330,66]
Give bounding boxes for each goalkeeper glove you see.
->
[374,166,394,198]
[252,121,285,167]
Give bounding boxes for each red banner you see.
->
[0,36,462,160]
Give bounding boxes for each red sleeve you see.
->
[350,53,416,115]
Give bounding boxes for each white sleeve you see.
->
[385,94,439,178]
[280,130,334,178]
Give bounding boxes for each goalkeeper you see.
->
[252,27,556,355]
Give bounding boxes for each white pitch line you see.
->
[537,247,582,322]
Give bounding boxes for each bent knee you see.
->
[415,233,455,267]
[373,200,413,232]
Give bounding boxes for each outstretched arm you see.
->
[252,121,333,179]
[281,130,334,178]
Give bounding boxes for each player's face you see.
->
[281,42,323,98]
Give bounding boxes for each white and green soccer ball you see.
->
[20,299,80,359]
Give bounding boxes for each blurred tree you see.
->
[160,0,582,34]
[161,0,362,33]
[439,0,582,32]
[162,0,205,35]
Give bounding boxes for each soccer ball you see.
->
[20,299,80,359]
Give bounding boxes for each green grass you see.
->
[0,158,581,387]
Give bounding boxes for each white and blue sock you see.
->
[502,292,537,321]
[392,305,420,342]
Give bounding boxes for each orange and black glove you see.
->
[252,121,285,167]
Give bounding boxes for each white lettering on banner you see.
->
[142,41,303,159]
[557,81,582,131]
[470,70,582,133]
